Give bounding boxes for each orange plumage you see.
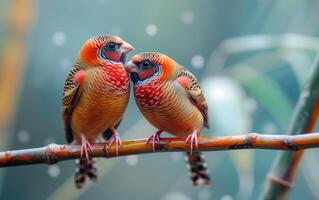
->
[125,52,211,187]
[62,35,133,188]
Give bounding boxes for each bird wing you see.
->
[62,62,85,143]
[176,66,209,128]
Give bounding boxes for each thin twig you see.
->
[1,133,319,167]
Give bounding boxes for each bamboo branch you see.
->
[2,133,319,167]
[259,56,319,200]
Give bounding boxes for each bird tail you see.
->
[74,158,97,189]
[185,152,211,187]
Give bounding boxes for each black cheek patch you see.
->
[130,73,140,84]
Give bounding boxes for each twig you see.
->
[2,133,319,167]
[259,56,319,200]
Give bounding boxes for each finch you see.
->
[125,52,210,187]
[62,35,134,188]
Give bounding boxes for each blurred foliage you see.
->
[1,0,319,200]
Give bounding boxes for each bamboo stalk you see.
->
[1,133,319,167]
[259,56,319,200]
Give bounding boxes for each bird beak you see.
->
[125,60,138,73]
[120,42,134,54]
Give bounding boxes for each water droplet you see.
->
[17,130,30,143]
[52,31,66,46]
[146,24,158,36]
[181,10,194,25]
[191,55,205,69]
[125,155,139,166]
[220,195,233,200]
[48,165,60,178]
[162,192,192,200]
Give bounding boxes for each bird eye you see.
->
[142,61,150,67]
[140,60,152,70]
[106,42,117,51]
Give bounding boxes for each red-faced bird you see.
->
[62,35,133,188]
[125,52,210,187]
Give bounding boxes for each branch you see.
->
[260,56,319,200]
[2,133,319,167]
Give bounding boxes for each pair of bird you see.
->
[62,35,211,189]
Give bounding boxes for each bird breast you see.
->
[133,80,203,137]
[71,66,130,141]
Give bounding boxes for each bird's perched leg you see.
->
[146,130,163,152]
[185,130,199,155]
[107,128,122,156]
[80,135,93,161]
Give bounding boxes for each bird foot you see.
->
[106,128,122,156]
[80,135,93,161]
[146,130,163,152]
[185,130,198,155]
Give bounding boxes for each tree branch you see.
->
[259,56,319,200]
[2,133,319,167]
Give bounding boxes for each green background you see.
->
[1,0,319,199]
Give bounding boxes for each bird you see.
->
[125,52,210,187]
[61,35,134,189]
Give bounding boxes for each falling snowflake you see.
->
[162,192,192,200]
[220,195,233,200]
[191,55,205,69]
[125,155,139,166]
[17,130,30,143]
[48,165,61,178]
[181,10,194,25]
[52,31,66,46]
[146,24,158,36]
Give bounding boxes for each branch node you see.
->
[45,143,59,164]
[283,136,299,151]
[229,133,255,149]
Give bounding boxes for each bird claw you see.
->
[185,130,198,155]
[81,135,93,161]
[106,128,122,156]
[146,130,163,152]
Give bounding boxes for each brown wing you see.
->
[176,66,209,128]
[62,61,85,143]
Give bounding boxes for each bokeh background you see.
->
[1,0,319,199]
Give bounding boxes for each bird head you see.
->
[78,35,134,66]
[125,52,177,85]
